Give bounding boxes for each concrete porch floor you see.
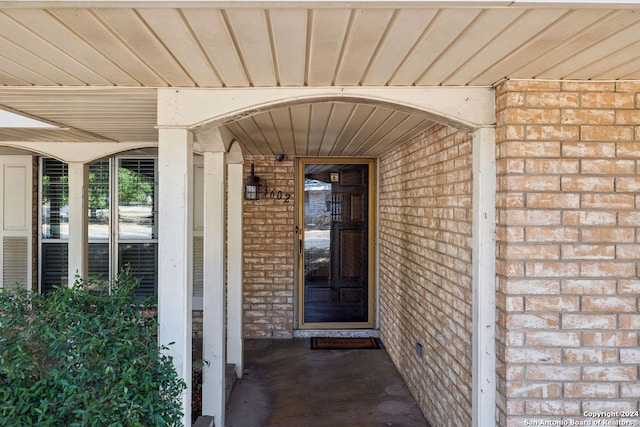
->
[225,338,430,427]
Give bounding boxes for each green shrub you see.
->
[0,271,186,426]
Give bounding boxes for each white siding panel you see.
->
[253,112,286,155]
[5,9,114,85]
[389,8,481,85]
[93,8,194,86]
[270,9,308,86]
[514,9,640,79]
[0,11,86,85]
[316,103,354,157]
[334,104,377,157]
[224,121,263,155]
[577,40,640,80]
[334,9,394,86]
[138,8,222,87]
[307,103,333,156]
[419,8,525,85]
[541,19,640,78]
[290,104,312,156]
[307,9,351,86]
[360,116,434,157]
[352,110,409,156]
[183,9,249,87]
[467,8,582,85]
[225,9,277,87]
[269,108,297,155]
[49,8,163,86]
[363,9,438,86]
[239,117,271,155]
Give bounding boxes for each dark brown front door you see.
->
[298,159,374,328]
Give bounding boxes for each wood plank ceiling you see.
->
[0,3,639,157]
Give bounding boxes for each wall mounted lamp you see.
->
[244,163,261,200]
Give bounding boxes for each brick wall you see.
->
[379,124,474,427]
[496,80,640,426]
[242,155,295,338]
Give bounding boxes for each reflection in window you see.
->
[41,159,68,240]
[119,243,158,300]
[87,243,110,293]
[41,243,68,293]
[118,159,156,240]
[88,161,110,240]
[40,157,158,299]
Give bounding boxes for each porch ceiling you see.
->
[0,1,639,157]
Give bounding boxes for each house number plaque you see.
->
[263,185,291,203]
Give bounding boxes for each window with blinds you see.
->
[88,242,110,291]
[40,157,159,299]
[41,242,68,293]
[41,158,68,240]
[117,158,158,299]
[87,160,110,293]
[41,158,69,292]
[118,159,156,240]
[119,243,157,299]
[88,160,110,241]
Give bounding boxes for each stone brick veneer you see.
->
[242,155,295,338]
[379,124,474,427]
[496,80,640,426]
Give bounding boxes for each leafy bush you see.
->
[0,272,186,426]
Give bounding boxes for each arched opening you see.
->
[164,88,495,427]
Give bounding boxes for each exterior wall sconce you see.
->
[244,163,260,200]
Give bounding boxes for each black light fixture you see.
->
[244,163,260,200]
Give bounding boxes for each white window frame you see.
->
[38,156,159,295]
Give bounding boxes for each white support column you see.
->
[158,128,194,427]
[472,127,496,427]
[201,139,227,424]
[226,147,244,379]
[67,162,89,286]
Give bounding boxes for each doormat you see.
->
[311,337,380,350]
